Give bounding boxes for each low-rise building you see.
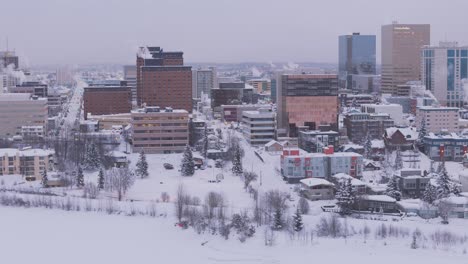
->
[221,104,271,123]
[280,147,363,183]
[299,178,335,201]
[395,169,430,198]
[339,93,375,107]
[0,148,54,180]
[384,127,418,151]
[242,108,275,145]
[423,132,468,161]
[361,103,404,126]
[298,130,339,153]
[354,195,398,213]
[131,106,189,154]
[10,81,48,98]
[344,111,394,143]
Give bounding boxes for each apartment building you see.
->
[131,106,189,154]
[83,84,132,119]
[344,111,395,143]
[0,93,48,138]
[241,108,275,145]
[0,148,54,179]
[416,106,459,133]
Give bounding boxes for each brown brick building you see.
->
[136,47,192,112]
[83,85,132,119]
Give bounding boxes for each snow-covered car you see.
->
[163,163,174,170]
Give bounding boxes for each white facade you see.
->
[0,148,54,178]
[416,106,459,133]
[421,42,468,107]
[361,103,404,125]
[242,109,275,145]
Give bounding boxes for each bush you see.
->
[316,215,343,238]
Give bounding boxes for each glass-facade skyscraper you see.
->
[338,33,376,89]
[421,42,468,107]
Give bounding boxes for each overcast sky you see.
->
[2,0,468,66]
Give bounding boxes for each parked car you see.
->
[163,163,174,170]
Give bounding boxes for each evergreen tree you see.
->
[364,132,372,160]
[422,183,437,204]
[394,147,403,171]
[83,142,100,170]
[417,119,427,150]
[77,166,85,188]
[41,170,48,188]
[231,145,243,176]
[271,208,284,230]
[436,163,452,200]
[336,179,355,214]
[135,150,149,178]
[292,209,304,232]
[385,176,402,201]
[201,125,209,159]
[97,168,105,189]
[181,145,195,176]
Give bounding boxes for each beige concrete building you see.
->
[247,79,271,93]
[0,93,48,138]
[88,113,132,130]
[0,148,54,179]
[416,106,459,133]
[131,106,189,154]
[381,23,430,95]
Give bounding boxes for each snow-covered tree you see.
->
[436,163,453,200]
[422,183,437,204]
[105,167,135,201]
[231,145,243,176]
[271,208,284,230]
[385,176,402,201]
[97,168,105,189]
[292,209,304,232]
[242,170,258,189]
[201,125,208,159]
[336,179,355,214]
[135,151,149,178]
[394,147,403,171]
[181,145,195,176]
[76,166,85,188]
[298,197,310,214]
[417,119,427,150]
[364,132,372,159]
[41,170,48,188]
[83,142,100,170]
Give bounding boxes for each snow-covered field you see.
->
[1,206,467,264]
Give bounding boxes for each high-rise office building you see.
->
[123,65,137,104]
[277,74,339,137]
[136,47,192,112]
[0,51,19,69]
[338,33,376,88]
[381,23,430,95]
[192,67,217,99]
[421,42,468,107]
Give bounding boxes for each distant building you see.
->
[271,79,277,103]
[211,82,256,115]
[421,42,468,107]
[0,93,48,138]
[221,104,271,123]
[416,106,459,133]
[10,81,48,98]
[242,108,275,145]
[381,23,430,95]
[298,130,339,153]
[56,66,74,86]
[280,147,363,183]
[344,111,394,143]
[131,106,189,154]
[83,84,132,119]
[0,51,19,69]
[339,93,375,107]
[247,79,271,93]
[0,148,54,179]
[338,33,376,88]
[136,46,192,112]
[350,74,380,94]
[277,74,339,137]
[123,65,137,104]
[361,103,404,126]
[192,67,217,99]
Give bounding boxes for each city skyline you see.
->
[2,0,468,66]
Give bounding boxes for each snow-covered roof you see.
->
[385,127,418,140]
[342,144,364,151]
[332,173,367,186]
[265,140,280,147]
[371,140,384,149]
[0,148,54,157]
[361,195,396,203]
[300,178,334,188]
[441,196,468,205]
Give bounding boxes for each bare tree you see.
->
[262,190,288,224]
[175,184,187,222]
[242,170,258,189]
[438,200,454,224]
[297,197,310,214]
[204,191,225,220]
[105,167,135,201]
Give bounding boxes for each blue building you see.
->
[423,132,468,161]
[338,33,376,89]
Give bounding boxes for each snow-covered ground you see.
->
[1,206,467,264]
